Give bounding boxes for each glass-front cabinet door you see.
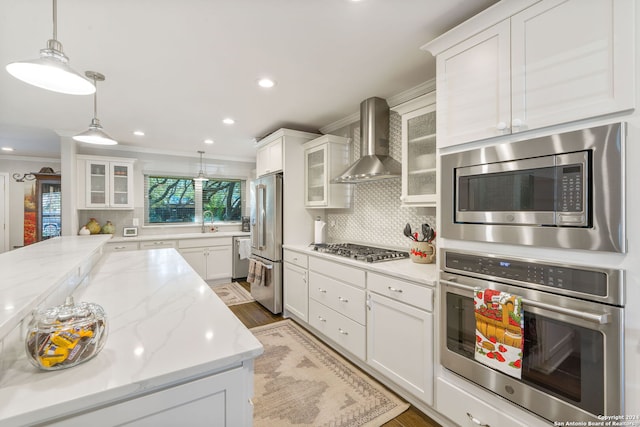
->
[79,156,135,209]
[86,160,109,208]
[110,162,133,208]
[305,144,327,206]
[396,93,437,207]
[303,135,351,209]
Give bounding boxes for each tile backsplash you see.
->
[327,109,436,250]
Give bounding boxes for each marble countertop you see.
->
[108,231,250,243]
[283,244,438,286]
[0,248,263,425]
[0,235,112,340]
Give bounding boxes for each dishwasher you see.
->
[232,236,250,279]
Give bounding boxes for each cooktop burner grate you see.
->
[313,243,409,263]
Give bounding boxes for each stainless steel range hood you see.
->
[333,97,401,183]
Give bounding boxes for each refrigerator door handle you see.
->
[256,184,267,250]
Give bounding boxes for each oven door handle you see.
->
[440,278,610,325]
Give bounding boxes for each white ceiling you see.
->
[0,0,497,162]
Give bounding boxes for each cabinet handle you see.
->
[338,328,348,335]
[466,413,490,427]
[318,288,327,293]
[303,278,307,284]
[317,315,326,322]
[496,121,508,131]
[388,286,403,293]
[293,257,298,261]
[338,296,349,303]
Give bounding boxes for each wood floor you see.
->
[231,281,442,427]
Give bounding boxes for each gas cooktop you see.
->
[313,243,409,263]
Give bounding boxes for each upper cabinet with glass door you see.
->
[77,155,135,209]
[304,135,352,208]
[393,92,437,207]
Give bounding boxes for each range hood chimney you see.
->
[333,97,401,183]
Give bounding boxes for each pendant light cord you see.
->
[93,76,98,120]
[52,0,58,41]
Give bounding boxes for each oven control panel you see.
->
[444,251,607,297]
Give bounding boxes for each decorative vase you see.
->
[101,221,115,234]
[78,226,90,236]
[86,218,101,235]
[409,241,435,264]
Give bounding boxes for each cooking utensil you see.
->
[422,223,435,242]
[404,223,415,241]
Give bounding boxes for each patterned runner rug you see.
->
[210,282,254,306]
[251,320,409,427]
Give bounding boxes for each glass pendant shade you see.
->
[194,151,209,182]
[5,1,95,95]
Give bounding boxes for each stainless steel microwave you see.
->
[441,122,626,253]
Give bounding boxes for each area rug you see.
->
[251,320,409,427]
[210,282,254,306]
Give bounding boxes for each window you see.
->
[145,175,243,225]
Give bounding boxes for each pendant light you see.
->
[73,71,118,145]
[194,151,209,183]
[5,0,95,95]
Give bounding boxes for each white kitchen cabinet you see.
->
[256,136,283,177]
[48,366,252,427]
[139,239,177,250]
[426,0,634,148]
[366,273,434,405]
[77,155,135,209]
[104,241,139,252]
[283,250,309,322]
[393,93,437,206]
[303,135,352,208]
[179,237,232,282]
[308,257,366,360]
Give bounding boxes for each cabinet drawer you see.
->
[309,271,365,324]
[309,257,365,288]
[139,240,177,249]
[105,242,139,252]
[436,378,530,427]
[283,250,308,269]
[367,273,433,312]
[309,300,366,360]
[178,237,232,249]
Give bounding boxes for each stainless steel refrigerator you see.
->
[249,173,283,314]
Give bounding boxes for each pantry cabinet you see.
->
[256,136,283,177]
[303,135,352,208]
[77,155,135,209]
[393,93,437,206]
[178,237,232,282]
[424,0,635,148]
[366,273,434,404]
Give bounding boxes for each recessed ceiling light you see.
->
[204,139,214,144]
[133,130,145,136]
[258,78,276,88]
[1,147,15,152]
[223,118,235,125]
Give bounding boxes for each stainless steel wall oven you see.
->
[440,249,625,423]
[441,122,626,252]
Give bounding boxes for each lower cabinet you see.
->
[283,262,308,322]
[367,292,433,405]
[436,377,534,427]
[104,241,139,252]
[179,238,232,282]
[48,365,253,427]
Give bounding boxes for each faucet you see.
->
[201,210,214,233]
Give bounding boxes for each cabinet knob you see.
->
[512,118,523,130]
[496,121,508,131]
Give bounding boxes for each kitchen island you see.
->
[0,238,263,427]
